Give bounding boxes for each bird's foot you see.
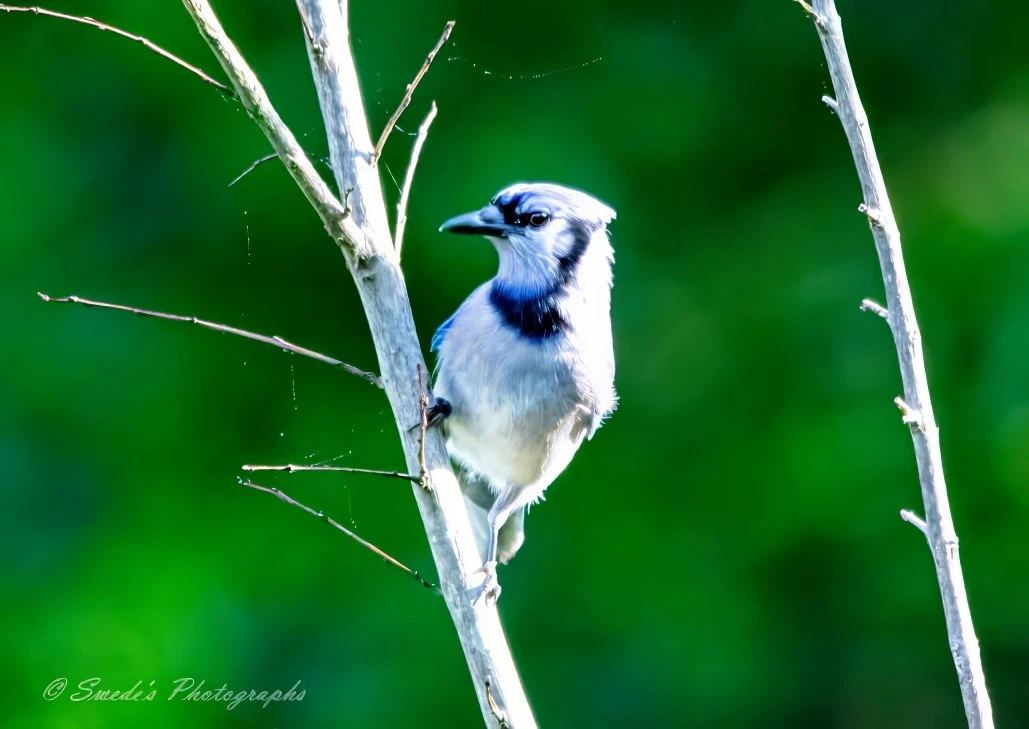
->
[468,560,501,606]
[426,397,452,427]
[407,397,452,433]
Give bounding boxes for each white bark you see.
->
[806,2,993,726]
[181,1,536,725]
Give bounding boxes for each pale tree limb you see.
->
[292,0,392,257]
[242,464,418,482]
[803,1,994,726]
[182,1,535,725]
[37,292,381,387]
[239,478,437,592]
[395,102,438,258]
[180,0,359,251]
[0,4,232,95]
[372,21,454,164]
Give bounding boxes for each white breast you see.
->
[433,284,602,497]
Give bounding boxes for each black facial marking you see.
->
[492,191,557,228]
[493,192,524,225]
[488,219,601,341]
[556,217,595,278]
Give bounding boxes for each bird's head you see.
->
[439,182,615,290]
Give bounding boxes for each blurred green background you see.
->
[2,0,1027,726]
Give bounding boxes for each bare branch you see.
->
[242,464,418,482]
[821,95,838,112]
[394,102,437,258]
[416,365,431,488]
[180,0,360,250]
[901,509,929,538]
[805,2,994,726]
[372,21,454,164]
[199,1,535,723]
[228,148,334,188]
[859,297,889,320]
[294,0,391,255]
[38,292,382,387]
[239,478,436,591]
[227,153,276,187]
[0,4,231,96]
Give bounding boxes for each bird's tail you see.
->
[458,468,526,565]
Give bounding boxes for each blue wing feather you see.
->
[431,313,457,353]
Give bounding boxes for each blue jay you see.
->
[431,182,617,602]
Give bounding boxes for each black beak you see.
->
[439,206,507,236]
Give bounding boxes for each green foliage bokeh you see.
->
[2,0,1028,727]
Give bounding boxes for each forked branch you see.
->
[373,21,454,164]
[180,0,360,250]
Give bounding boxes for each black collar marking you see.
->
[489,218,597,341]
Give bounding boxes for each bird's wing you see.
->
[432,282,493,354]
[431,312,457,353]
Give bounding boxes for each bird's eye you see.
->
[527,212,550,228]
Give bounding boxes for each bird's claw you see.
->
[469,560,501,606]
[426,397,452,427]
[407,397,452,433]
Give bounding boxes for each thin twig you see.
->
[900,509,929,538]
[416,364,430,488]
[38,292,382,387]
[859,297,889,320]
[485,677,510,729]
[394,102,437,258]
[372,21,454,165]
[230,148,333,186]
[228,149,333,188]
[242,464,418,481]
[821,95,839,112]
[228,153,276,187]
[297,1,317,48]
[805,2,993,726]
[239,478,437,592]
[0,4,232,96]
